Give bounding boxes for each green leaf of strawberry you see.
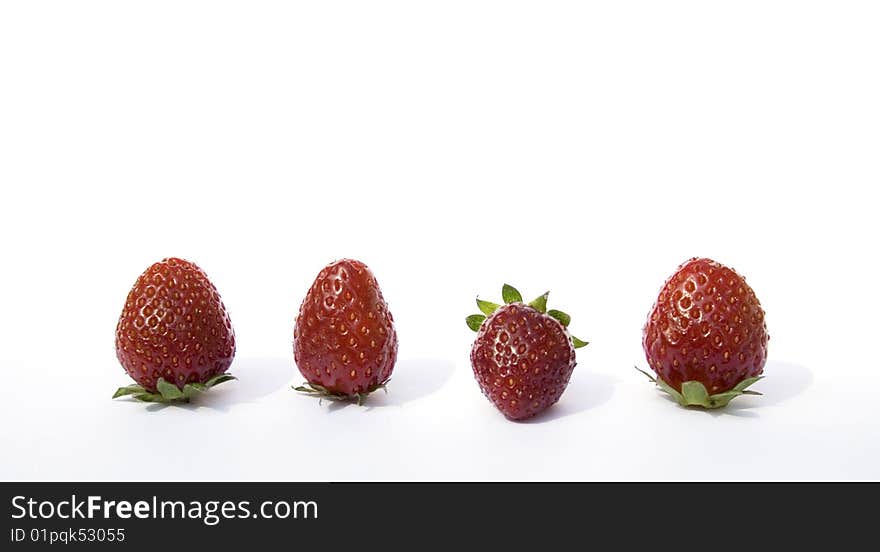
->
[112,384,146,399]
[635,367,763,409]
[113,375,236,404]
[502,284,523,304]
[547,309,571,327]
[466,285,588,350]
[528,292,549,313]
[182,383,207,399]
[571,336,589,349]
[466,314,487,332]
[132,393,165,403]
[157,378,185,401]
[204,374,237,387]
[476,298,500,316]
[293,380,389,406]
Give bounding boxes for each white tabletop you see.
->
[1,1,878,481]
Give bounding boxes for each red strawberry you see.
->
[113,258,236,403]
[640,257,768,408]
[467,285,588,421]
[293,259,398,404]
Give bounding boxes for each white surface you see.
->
[1,1,878,481]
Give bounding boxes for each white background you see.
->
[1,1,878,481]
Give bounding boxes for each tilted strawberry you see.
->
[293,259,398,404]
[639,257,768,408]
[467,285,588,421]
[113,258,236,403]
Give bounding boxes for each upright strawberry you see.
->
[293,259,398,404]
[113,258,236,403]
[640,257,769,408]
[467,285,588,421]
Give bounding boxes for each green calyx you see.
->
[112,374,236,404]
[466,284,588,349]
[293,379,389,406]
[635,367,763,409]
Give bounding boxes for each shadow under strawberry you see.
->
[520,371,618,424]
[701,360,813,418]
[643,361,812,418]
[315,358,456,412]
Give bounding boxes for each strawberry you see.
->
[639,257,768,408]
[293,259,398,404]
[113,258,236,403]
[467,285,588,421]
